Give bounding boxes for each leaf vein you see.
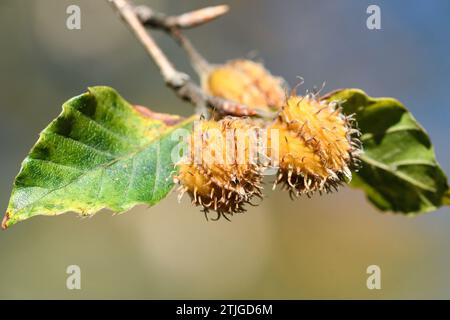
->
[66,104,138,146]
[361,154,437,192]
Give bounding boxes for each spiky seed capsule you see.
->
[174,117,267,220]
[268,94,361,196]
[202,59,286,112]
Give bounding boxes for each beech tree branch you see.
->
[135,4,229,75]
[108,0,257,117]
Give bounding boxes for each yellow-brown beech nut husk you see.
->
[267,94,361,196]
[202,59,285,112]
[174,117,267,220]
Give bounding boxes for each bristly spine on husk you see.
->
[174,117,268,220]
[269,93,362,198]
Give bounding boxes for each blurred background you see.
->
[1,0,450,299]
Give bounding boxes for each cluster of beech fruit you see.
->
[107,1,364,220]
[2,1,447,230]
[174,60,362,220]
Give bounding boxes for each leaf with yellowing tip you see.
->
[3,86,196,229]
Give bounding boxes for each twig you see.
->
[108,0,257,117]
[135,4,228,75]
[169,28,211,76]
[109,0,183,84]
[136,4,229,30]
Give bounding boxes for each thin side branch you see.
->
[134,5,227,75]
[136,5,229,30]
[109,0,257,117]
[109,0,183,84]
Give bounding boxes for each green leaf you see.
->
[324,89,449,215]
[443,189,450,206]
[3,86,195,229]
